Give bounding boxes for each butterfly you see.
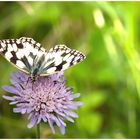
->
[0,37,86,82]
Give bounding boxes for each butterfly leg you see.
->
[25,76,31,87]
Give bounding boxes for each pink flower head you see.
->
[3,71,82,134]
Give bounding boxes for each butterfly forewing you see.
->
[0,37,45,74]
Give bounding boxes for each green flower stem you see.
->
[36,123,40,139]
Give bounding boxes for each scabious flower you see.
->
[2,71,82,134]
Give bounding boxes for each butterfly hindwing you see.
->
[40,45,86,75]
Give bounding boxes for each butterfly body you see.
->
[0,37,86,81]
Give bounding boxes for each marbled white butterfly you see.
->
[0,37,86,81]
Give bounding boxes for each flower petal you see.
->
[58,117,66,127]
[65,116,74,123]
[64,110,78,118]
[28,115,37,128]
[48,119,55,134]
[21,108,27,114]
[2,86,19,94]
[72,93,81,99]
[51,115,61,127]
[42,115,48,122]
[9,101,18,105]
[59,124,65,135]
[13,107,22,113]
[3,95,15,101]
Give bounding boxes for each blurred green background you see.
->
[0,1,140,138]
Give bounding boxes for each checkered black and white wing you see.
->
[40,45,86,76]
[0,37,86,77]
[0,37,45,73]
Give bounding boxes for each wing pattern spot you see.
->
[10,51,18,64]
